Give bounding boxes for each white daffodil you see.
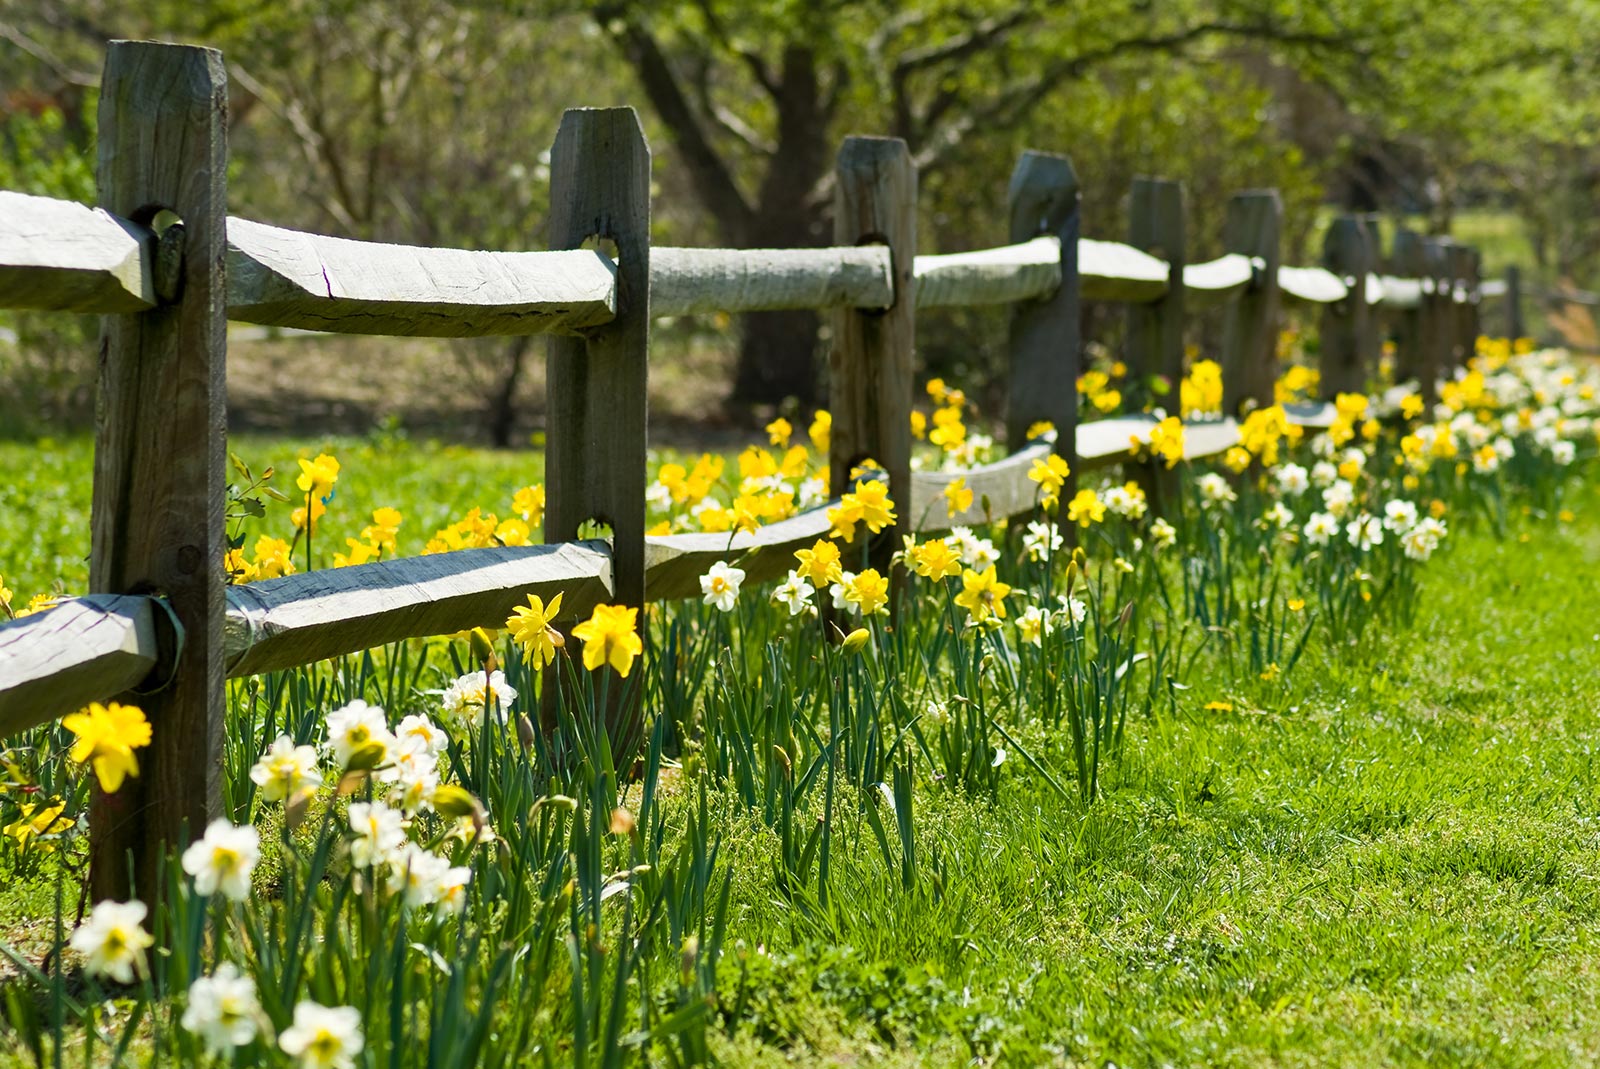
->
[1016,605,1053,647]
[1022,520,1063,561]
[700,561,745,612]
[1383,499,1419,534]
[440,671,517,731]
[347,801,407,870]
[771,570,815,617]
[250,734,322,803]
[181,963,261,1055]
[1275,463,1309,495]
[279,1001,364,1069]
[1346,512,1383,551]
[324,700,396,771]
[181,819,260,901]
[69,899,153,984]
[1303,512,1339,546]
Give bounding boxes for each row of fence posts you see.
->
[77,40,1495,900]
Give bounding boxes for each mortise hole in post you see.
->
[577,517,614,541]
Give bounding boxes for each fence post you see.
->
[1007,151,1079,479]
[1358,213,1385,370]
[88,41,229,902]
[1319,215,1372,397]
[1420,236,1455,401]
[1126,176,1185,407]
[1460,245,1482,360]
[1220,190,1282,413]
[1505,264,1524,341]
[1391,227,1425,391]
[545,108,651,750]
[831,136,915,576]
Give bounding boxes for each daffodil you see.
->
[506,592,564,667]
[182,963,261,1055]
[845,569,890,617]
[794,540,843,586]
[279,1001,364,1069]
[62,702,151,794]
[943,476,973,517]
[181,819,261,901]
[572,603,644,678]
[954,567,1011,623]
[910,538,963,579]
[69,899,153,984]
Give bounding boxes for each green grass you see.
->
[2,435,1599,1065]
[701,483,1600,1066]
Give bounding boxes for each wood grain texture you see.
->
[653,245,892,316]
[1005,151,1079,484]
[1126,177,1186,390]
[226,216,616,336]
[914,236,1060,307]
[544,107,651,750]
[0,596,165,737]
[1319,216,1372,397]
[545,108,650,607]
[1182,254,1255,309]
[830,136,916,576]
[0,191,155,313]
[89,40,229,902]
[223,542,613,676]
[1220,191,1283,412]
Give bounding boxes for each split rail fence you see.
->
[0,41,1507,898]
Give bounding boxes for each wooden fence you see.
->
[0,41,1501,899]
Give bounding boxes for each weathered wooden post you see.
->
[1505,264,1525,341]
[1391,228,1426,391]
[1358,213,1385,370]
[1420,236,1455,401]
[1126,176,1186,406]
[1220,190,1282,413]
[545,107,651,749]
[1319,215,1372,397]
[1460,245,1483,360]
[89,41,229,902]
[831,136,915,576]
[1006,151,1079,486]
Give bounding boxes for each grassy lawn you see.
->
[0,429,1597,1066]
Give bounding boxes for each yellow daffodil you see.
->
[62,702,152,793]
[794,540,843,586]
[911,538,963,580]
[943,477,973,517]
[507,592,564,667]
[1066,488,1106,527]
[845,569,890,617]
[954,566,1011,623]
[572,604,643,678]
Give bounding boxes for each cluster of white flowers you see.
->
[1197,473,1237,506]
[1022,520,1063,561]
[948,526,1000,569]
[439,672,517,731]
[1102,484,1147,520]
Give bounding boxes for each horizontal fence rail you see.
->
[0,38,1521,898]
[1,191,1486,333]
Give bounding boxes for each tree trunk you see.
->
[732,309,821,407]
[487,336,532,447]
[726,46,831,411]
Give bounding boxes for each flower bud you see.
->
[841,628,871,655]
[432,785,482,819]
[469,627,497,668]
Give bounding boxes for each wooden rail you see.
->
[0,38,1511,897]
